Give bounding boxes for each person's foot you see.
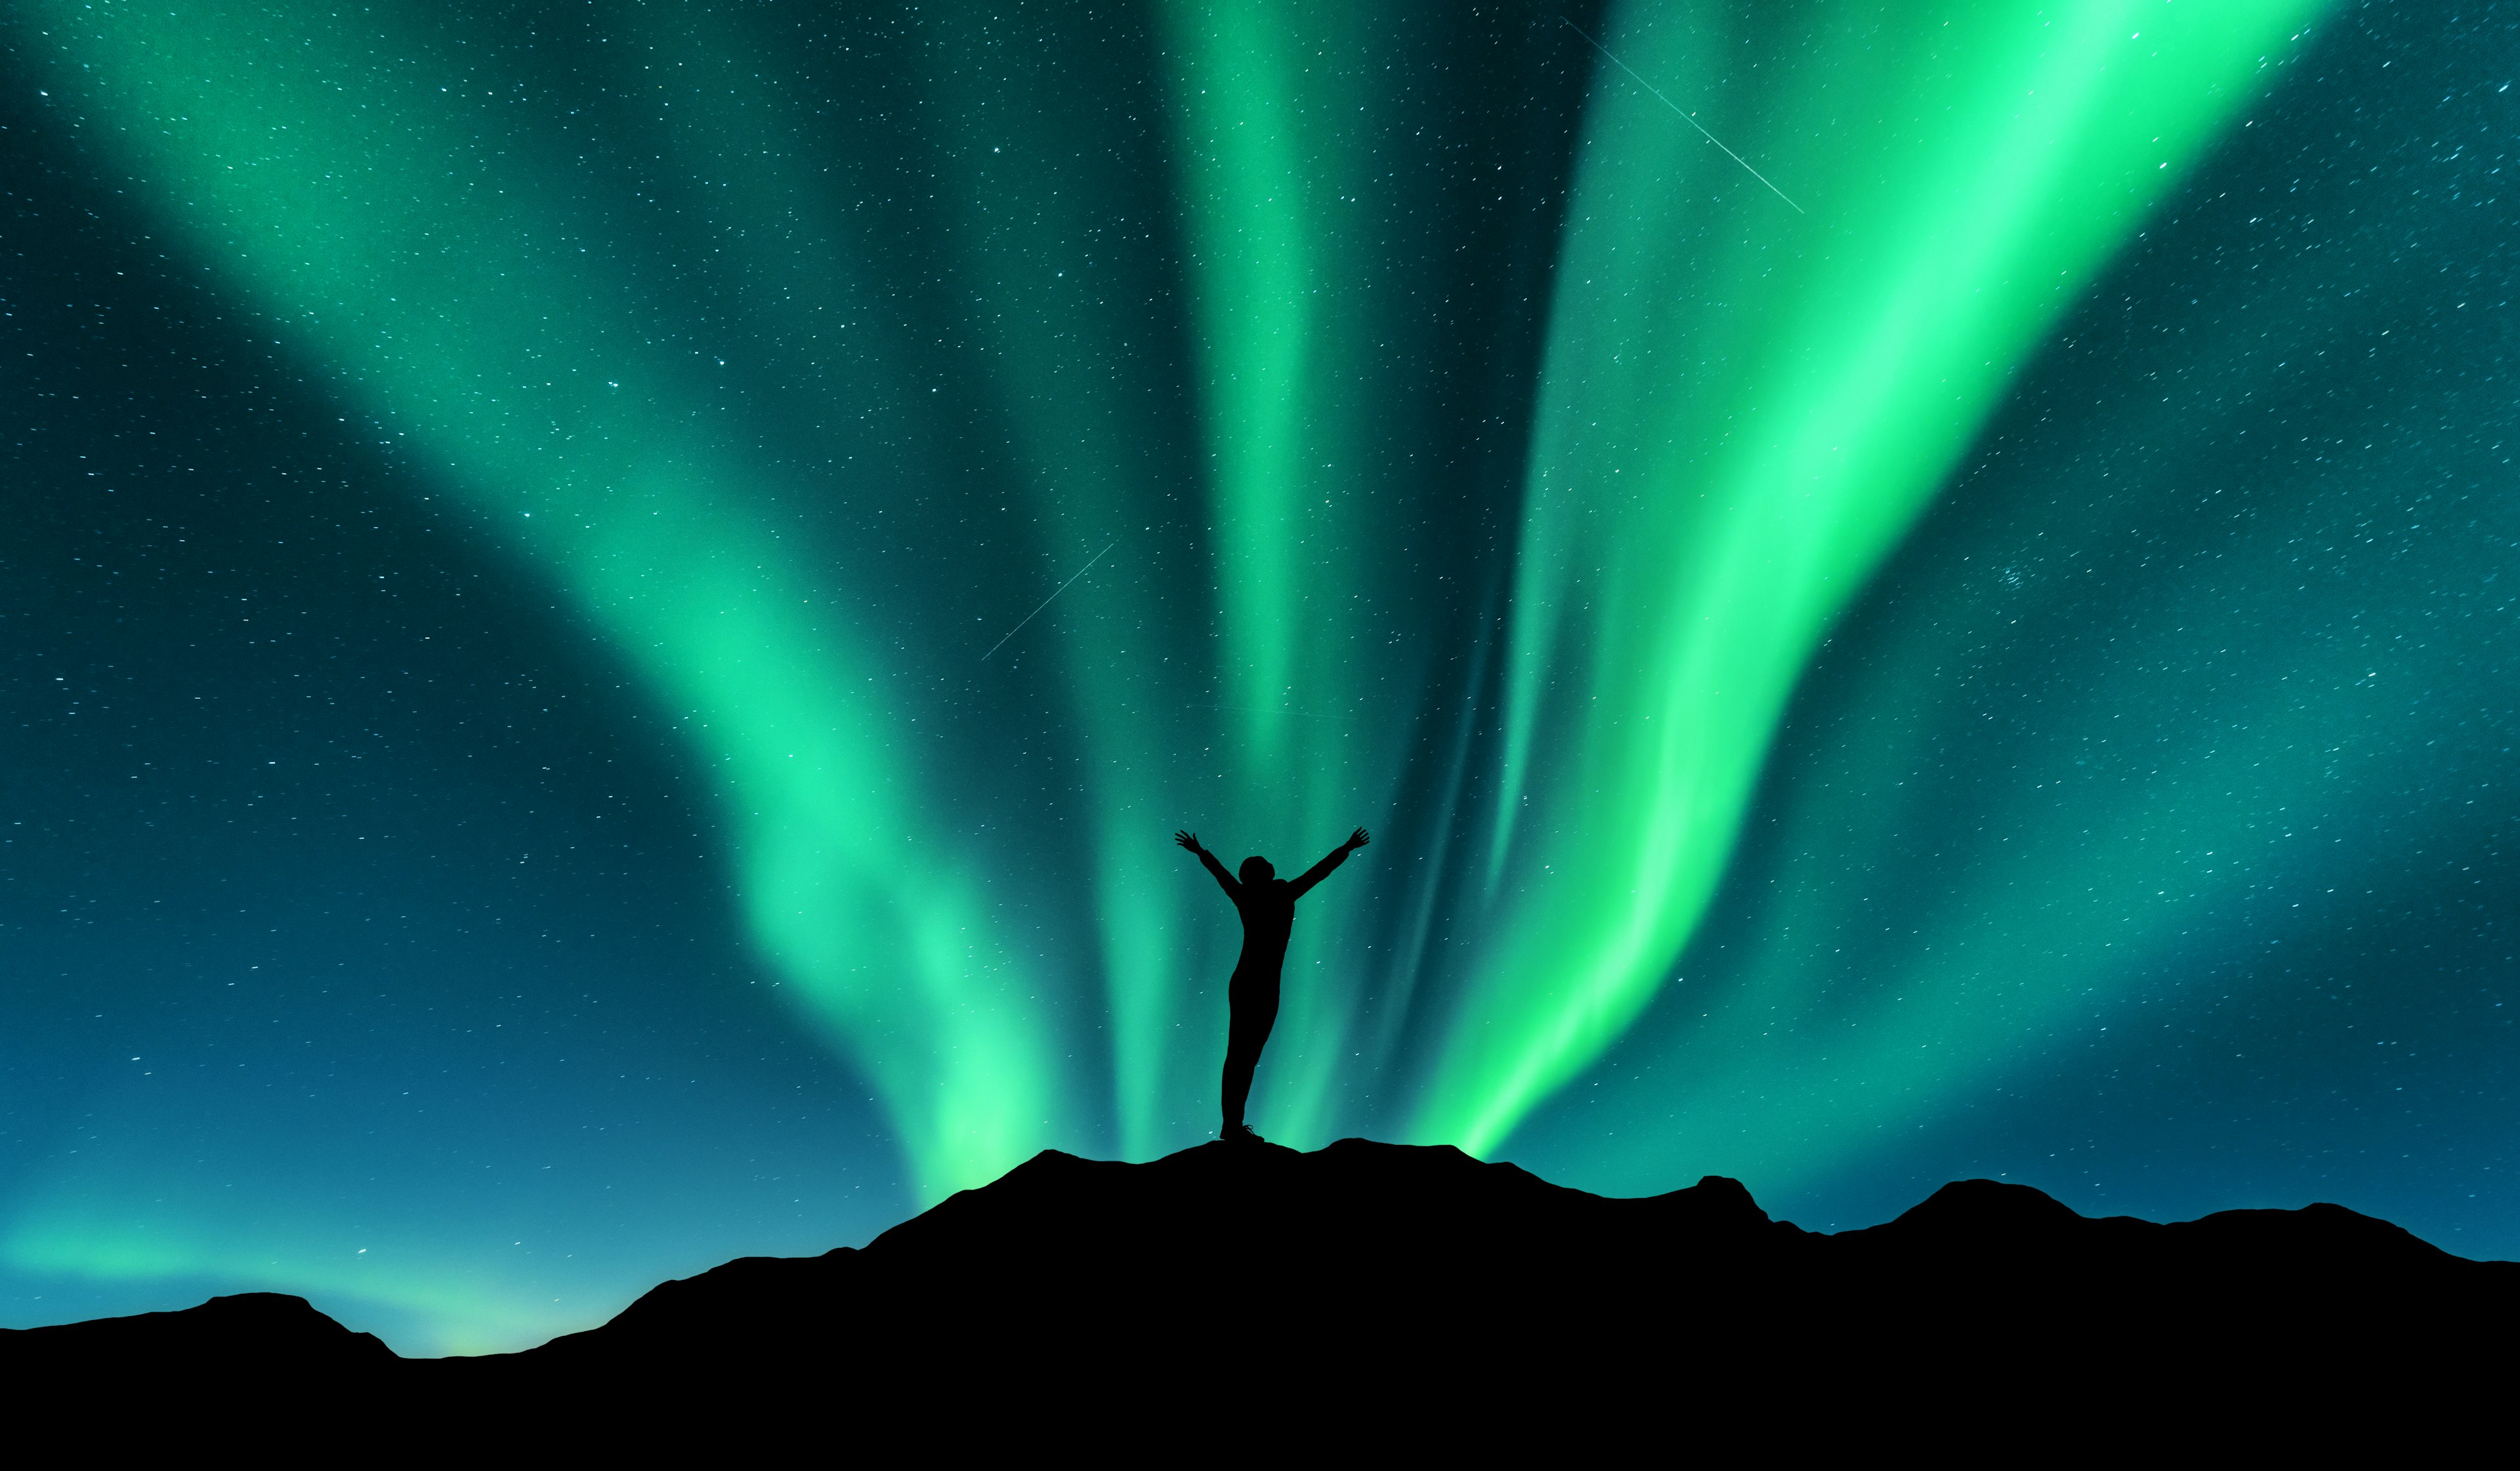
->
[1222,1123,1264,1145]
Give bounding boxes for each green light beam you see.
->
[20,0,1078,1203]
[1419,0,2331,1154]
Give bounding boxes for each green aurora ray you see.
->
[1419,0,2326,1152]
[16,0,1085,1206]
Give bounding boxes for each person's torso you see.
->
[1233,882,1297,963]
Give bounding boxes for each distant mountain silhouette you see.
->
[9,1139,2510,1430]
[1,1289,393,1371]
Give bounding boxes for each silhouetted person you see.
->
[1175,825,1370,1144]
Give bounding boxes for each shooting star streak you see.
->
[982,541,1116,661]
[1563,16,1805,215]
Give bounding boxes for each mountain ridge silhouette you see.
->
[7,1137,2509,1430]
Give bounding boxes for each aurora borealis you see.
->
[7,0,2516,1355]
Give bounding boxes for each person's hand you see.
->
[1175,830,1204,854]
[1345,827,1371,851]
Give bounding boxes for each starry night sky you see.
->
[6,1,2516,1355]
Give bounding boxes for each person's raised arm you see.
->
[1289,827,1370,898]
[1176,829,1240,898]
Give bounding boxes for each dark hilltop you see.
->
[7,1140,2510,1436]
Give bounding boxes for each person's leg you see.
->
[1219,976,1282,1134]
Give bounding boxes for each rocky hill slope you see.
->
[9,1138,2509,1428]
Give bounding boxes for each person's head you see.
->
[1239,855,1276,884]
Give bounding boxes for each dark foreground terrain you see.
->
[7,1140,2510,1436]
